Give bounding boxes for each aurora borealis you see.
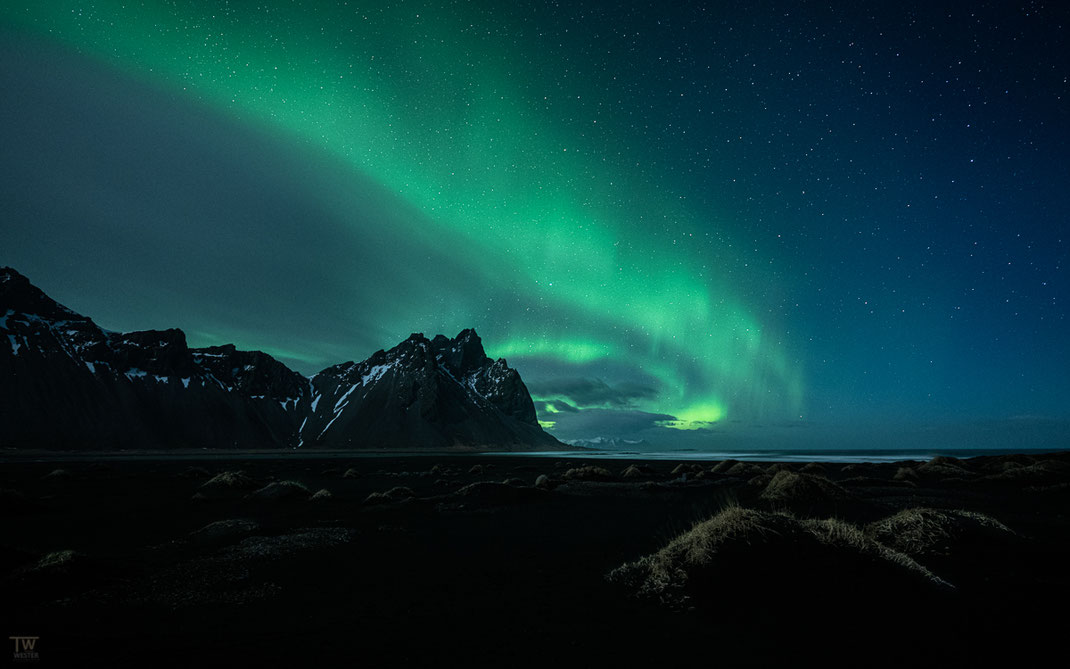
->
[1,1,1067,449]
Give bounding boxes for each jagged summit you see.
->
[1,266,89,325]
[0,268,561,451]
[300,327,551,450]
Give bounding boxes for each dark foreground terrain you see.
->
[2,451,1069,667]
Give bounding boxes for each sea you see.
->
[1,447,1063,464]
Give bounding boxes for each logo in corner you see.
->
[10,636,39,663]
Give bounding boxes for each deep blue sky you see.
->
[1,1,1067,449]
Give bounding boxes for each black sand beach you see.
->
[3,451,1069,667]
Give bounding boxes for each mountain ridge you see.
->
[0,267,564,451]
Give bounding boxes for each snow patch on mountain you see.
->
[362,363,392,386]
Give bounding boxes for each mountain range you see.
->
[562,437,656,451]
[0,267,563,451]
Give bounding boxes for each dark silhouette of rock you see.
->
[0,267,562,452]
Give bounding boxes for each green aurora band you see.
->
[2,1,805,430]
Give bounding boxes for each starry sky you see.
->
[1,1,1067,450]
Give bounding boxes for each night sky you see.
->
[2,1,1067,450]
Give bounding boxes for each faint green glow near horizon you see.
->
[660,402,727,430]
[1,1,806,427]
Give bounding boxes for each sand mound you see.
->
[342,468,362,479]
[562,466,614,482]
[248,481,311,501]
[866,508,1016,557]
[607,506,946,610]
[310,489,334,501]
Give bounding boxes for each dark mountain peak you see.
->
[455,327,480,342]
[430,327,486,374]
[119,328,188,349]
[2,267,562,452]
[1,266,28,284]
[367,349,388,366]
[385,334,429,364]
[110,328,195,377]
[197,343,237,355]
[189,344,308,399]
[1,266,86,325]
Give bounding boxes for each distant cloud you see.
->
[541,407,679,440]
[534,399,579,414]
[527,377,657,409]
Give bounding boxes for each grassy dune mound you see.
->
[710,459,741,474]
[562,466,614,482]
[621,464,656,480]
[893,466,920,482]
[194,470,262,501]
[189,519,262,542]
[760,470,850,505]
[451,481,544,505]
[866,508,1016,557]
[0,487,42,516]
[724,462,765,477]
[7,549,126,599]
[363,486,416,505]
[671,463,705,476]
[982,459,1070,485]
[917,456,976,480]
[607,506,947,610]
[248,481,311,501]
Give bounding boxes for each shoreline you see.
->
[1,445,1066,464]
